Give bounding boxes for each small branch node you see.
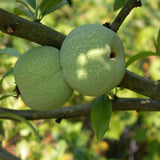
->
[55,113,65,123]
[103,22,111,29]
[136,0,142,7]
[5,25,15,35]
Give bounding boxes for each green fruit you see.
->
[14,46,73,111]
[60,24,126,96]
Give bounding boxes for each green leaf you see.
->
[74,148,90,160]
[0,112,41,143]
[39,0,62,13]
[43,0,67,16]
[126,51,160,68]
[0,67,14,88]
[15,0,31,9]
[39,0,67,17]
[113,0,128,11]
[14,7,33,20]
[91,95,112,140]
[15,0,35,19]
[157,29,160,52]
[0,48,21,57]
[26,0,36,9]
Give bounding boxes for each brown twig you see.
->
[0,98,160,121]
[119,70,160,101]
[0,8,65,49]
[110,0,142,32]
[0,148,21,160]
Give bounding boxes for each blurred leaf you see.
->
[113,0,127,11]
[149,58,160,80]
[0,67,14,88]
[74,148,90,160]
[126,51,160,68]
[0,48,21,57]
[0,95,15,101]
[14,7,33,20]
[135,126,147,142]
[40,0,67,17]
[56,140,67,160]
[0,112,41,143]
[157,29,160,52]
[26,0,36,9]
[91,95,112,140]
[146,140,160,159]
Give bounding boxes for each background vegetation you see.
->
[0,0,160,159]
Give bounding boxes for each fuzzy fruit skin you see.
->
[14,46,73,111]
[60,24,126,96]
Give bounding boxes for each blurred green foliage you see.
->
[0,0,160,159]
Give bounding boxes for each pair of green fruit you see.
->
[14,24,126,111]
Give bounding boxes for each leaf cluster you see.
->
[14,0,69,21]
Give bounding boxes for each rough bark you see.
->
[0,8,65,49]
[0,98,160,120]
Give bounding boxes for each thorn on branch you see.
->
[55,118,62,123]
[55,113,65,123]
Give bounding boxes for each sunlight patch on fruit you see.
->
[77,69,87,79]
[87,48,110,58]
[77,54,87,66]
